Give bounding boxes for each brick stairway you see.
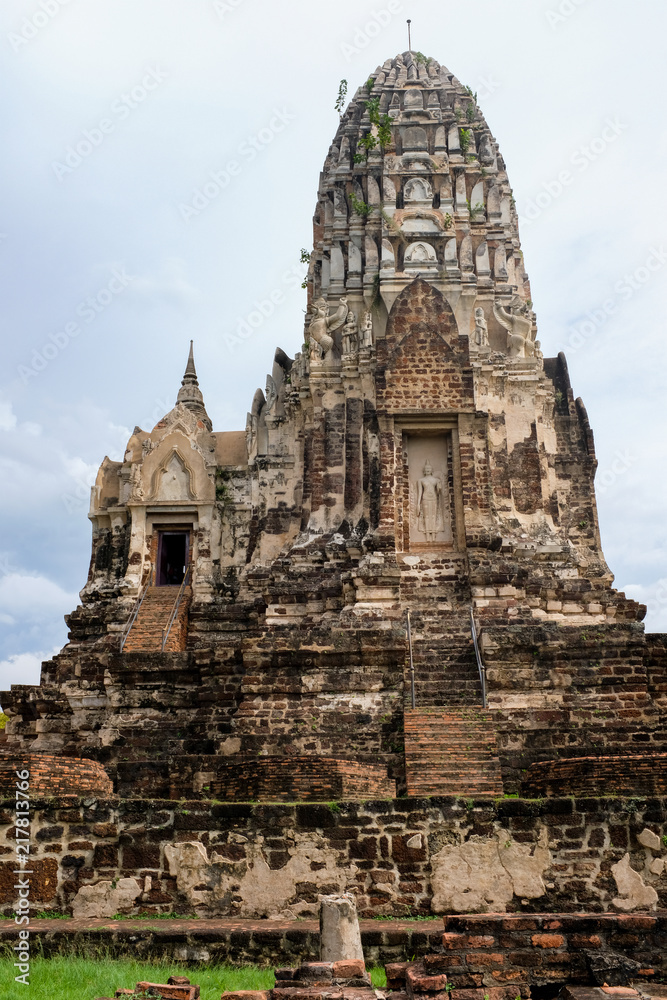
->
[405,611,482,707]
[404,707,503,796]
[122,586,191,652]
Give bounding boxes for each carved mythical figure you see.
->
[360,310,374,349]
[129,463,144,501]
[265,375,277,412]
[308,297,348,355]
[474,307,489,347]
[416,460,444,542]
[493,296,534,358]
[342,311,358,355]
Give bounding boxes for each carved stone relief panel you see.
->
[406,435,453,547]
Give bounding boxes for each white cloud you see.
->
[0,648,58,694]
[0,401,17,432]
[128,257,202,306]
[0,572,78,620]
[621,579,667,633]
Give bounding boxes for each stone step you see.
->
[123,587,191,653]
[404,708,504,797]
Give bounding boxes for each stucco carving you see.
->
[431,829,550,913]
[165,838,358,919]
[611,853,659,911]
[71,877,141,919]
[308,297,348,355]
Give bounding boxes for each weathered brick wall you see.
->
[377,279,474,414]
[1,629,407,798]
[390,913,667,986]
[5,625,666,801]
[647,634,667,708]
[0,753,112,798]
[468,622,667,794]
[208,757,396,802]
[522,753,667,798]
[1,796,665,919]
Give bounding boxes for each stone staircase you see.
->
[404,707,503,797]
[122,586,191,652]
[405,610,482,707]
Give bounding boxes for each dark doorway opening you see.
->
[156,531,189,586]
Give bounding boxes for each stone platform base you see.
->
[0,917,438,966]
[1,914,665,980]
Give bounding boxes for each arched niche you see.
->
[152,450,195,502]
[139,431,215,503]
[379,279,472,413]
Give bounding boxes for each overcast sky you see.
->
[1,0,666,695]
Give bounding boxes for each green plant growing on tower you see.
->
[215,480,231,504]
[366,76,375,93]
[300,247,311,288]
[459,128,473,158]
[335,79,348,117]
[356,96,393,162]
[413,51,431,66]
[349,192,373,218]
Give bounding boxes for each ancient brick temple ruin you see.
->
[1,52,666,939]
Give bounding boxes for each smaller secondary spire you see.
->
[176,341,211,427]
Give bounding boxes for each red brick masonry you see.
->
[0,752,113,797]
[522,754,667,798]
[209,757,395,802]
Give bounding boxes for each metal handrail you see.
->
[119,578,150,652]
[161,564,191,651]
[470,606,487,709]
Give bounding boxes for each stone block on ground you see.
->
[406,962,449,994]
[332,960,366,981]
[298,963,333,981]
[386,963,409,988]
[136,983,199,1000]
[220,993,270,1000]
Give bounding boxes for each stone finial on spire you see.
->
[176,341,211,427]
[184,339,197,380]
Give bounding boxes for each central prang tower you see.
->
[3,53,658,811]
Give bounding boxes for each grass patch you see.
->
[370,966,387,988]
[0,956,274,1000]
[0,955,388,998]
